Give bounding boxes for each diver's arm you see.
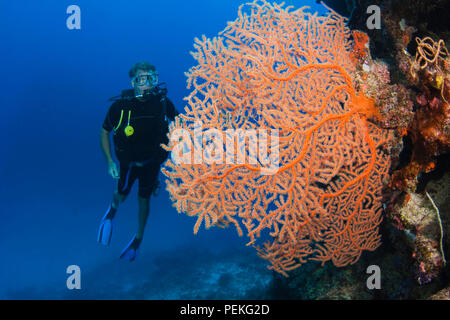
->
[101,128,120,179]
[100,128,114,164]
[165,97,179,120]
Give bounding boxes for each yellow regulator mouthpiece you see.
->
[124,125,134,137]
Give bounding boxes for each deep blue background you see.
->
[0,0,326,299]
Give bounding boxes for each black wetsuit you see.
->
[102,91,178,198]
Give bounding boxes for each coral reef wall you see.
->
[279,0,450,299]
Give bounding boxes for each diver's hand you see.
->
[108,161,120,179]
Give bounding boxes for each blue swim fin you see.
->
[120,235,142,262]
[97,204,116,246]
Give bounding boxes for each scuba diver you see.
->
[97,62,179,261]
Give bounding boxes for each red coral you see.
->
[162,0,392,276]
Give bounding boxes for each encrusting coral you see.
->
[161,0,392,276]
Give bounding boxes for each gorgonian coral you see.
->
[162,0,392,276]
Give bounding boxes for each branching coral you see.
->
[162,0,392,276]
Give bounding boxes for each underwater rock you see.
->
[379,5,450,194]
[429,286,450,300]
[349,0,450,297]
[386,171,448,285]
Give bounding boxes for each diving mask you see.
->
[134,71,158,87]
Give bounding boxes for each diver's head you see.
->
[129,62,158,99]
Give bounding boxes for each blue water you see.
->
[0,0,326,299]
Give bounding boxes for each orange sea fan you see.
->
[161,0,391,276]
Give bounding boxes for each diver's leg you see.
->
[118,165,151,260]
[112,161,136,209]
[135,162,159,239]
[112,190,127,208]
[99,186,128,245]
[136,196,150,239]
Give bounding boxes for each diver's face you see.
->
[131,69,155,96]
